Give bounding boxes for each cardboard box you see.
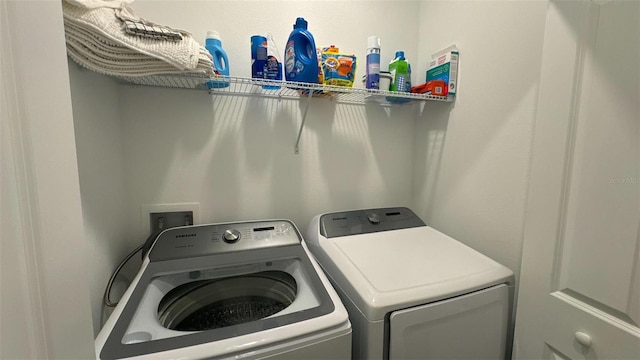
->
[426,46,459,98]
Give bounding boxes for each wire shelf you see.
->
[119,74,452,105]
[114,73,454,154]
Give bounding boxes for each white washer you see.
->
[96,220,351,359]
[305,207,515,360]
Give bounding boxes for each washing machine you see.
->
[305,207,515,360]
[95,219,351,359]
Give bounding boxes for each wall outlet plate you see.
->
[141,203,200,236]
[149,210,193,234]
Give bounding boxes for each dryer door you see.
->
[388,284,509,360]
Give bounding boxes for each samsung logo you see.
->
[175,233,196,238]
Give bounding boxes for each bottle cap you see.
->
[395,51,405,59]
[367,36,380,49]
[294,17,308,30]
[207,31,221,40]
[326,45,339,53]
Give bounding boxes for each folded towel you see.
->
[63,1,206,71]
[63,0,214,88]
[66,0,133,9]
[65,18,211,71]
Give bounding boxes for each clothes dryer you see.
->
[96,220,351,359]
[305,207,514,359]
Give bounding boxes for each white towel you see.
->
[66,0,134,9]
[65,29,213,76]
[67,35,208,77]
[63,0,213,74]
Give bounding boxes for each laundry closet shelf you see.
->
[119,74,452,105]
[207,76,452,105]
[117,74,452,154]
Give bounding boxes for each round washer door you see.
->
[157,271,297,331]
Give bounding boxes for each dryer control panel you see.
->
[149,220,301,261]
[319,207,426,238]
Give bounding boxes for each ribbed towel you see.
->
[62,0,214,79]
[65,20,213,77]
[66,0,133,9]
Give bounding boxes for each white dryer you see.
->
[305,207,515,360]
[96,220,351,359]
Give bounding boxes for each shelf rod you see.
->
[294,90,314,154]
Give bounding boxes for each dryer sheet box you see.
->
[426,46,459,99]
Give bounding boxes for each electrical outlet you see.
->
[149,210,193,234]
[141,203,200,236]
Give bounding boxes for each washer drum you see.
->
[158,271,297,331]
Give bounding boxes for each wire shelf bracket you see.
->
[294,90,314,154]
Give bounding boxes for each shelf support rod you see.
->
[294,90,314,154]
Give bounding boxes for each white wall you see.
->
[119,87,417,233]
[68,63,133,334]
[69,0,423,335]
[1,3,37,357]
[412,1,548,277]
[131,0,422,80]
[2,0,95,357]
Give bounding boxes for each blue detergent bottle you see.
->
[284,17,318,84]
[205,31,230,89]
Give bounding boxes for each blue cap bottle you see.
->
[205,31,230,89]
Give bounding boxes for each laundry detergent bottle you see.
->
[205,31,230,89]
[284,17,318,84]
[389,51,411,92]
[387,51,411,103]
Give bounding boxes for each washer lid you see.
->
[316,226,514,320]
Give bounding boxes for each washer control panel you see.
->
[149,220,301,261]
[319,207,426,238]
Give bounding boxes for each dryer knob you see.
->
[223,229,241,243]
[367,213,380,224]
